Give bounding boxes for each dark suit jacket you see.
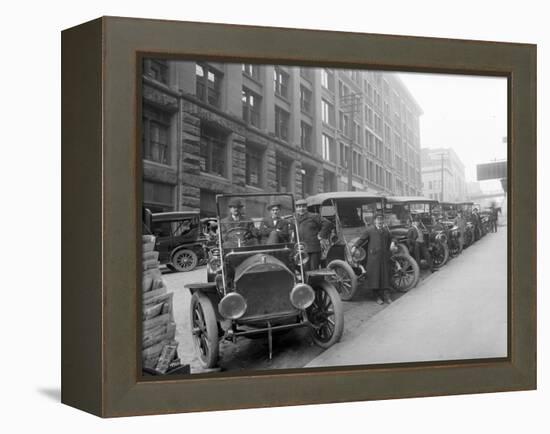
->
[259,217,290,243]
[296,212,333,253]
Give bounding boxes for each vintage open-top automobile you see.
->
[386,196,450,269]
[306,192,420,300]
[185,193,344,369]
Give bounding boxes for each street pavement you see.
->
[306,226,508,368]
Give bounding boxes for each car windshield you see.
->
[217,194,295,248]
[383,202,411,227]
[320,198,382,228]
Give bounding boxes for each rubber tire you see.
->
[171,248,198,272]
[432,241,449,269]
[308,281,344,349]
[390,253,420,292]
[189,292,219,369]
[327,259,358,301]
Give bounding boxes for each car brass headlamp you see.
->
[350,245,366,262]
[208,256,222,274]
[290,283,315,309]
[293,243,309,266]
[219,292,247,320]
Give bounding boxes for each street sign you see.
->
[477,161,507,181]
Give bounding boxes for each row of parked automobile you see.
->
[142,192,490,369]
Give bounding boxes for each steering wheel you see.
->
[224,227,253,247]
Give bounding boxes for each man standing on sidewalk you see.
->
[351,214,394,305]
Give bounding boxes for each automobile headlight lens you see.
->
[219,292,247,320]
[349,244,366,262]
[208,257,222,274]
[290,283,315,309]
[293,243,309,266]
[435,232,446,242]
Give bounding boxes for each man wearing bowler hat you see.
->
[259,199,290,244]
[220,198,258,247]
[294,198,333,271]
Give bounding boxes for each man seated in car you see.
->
[220,198,258,247]
[259,200,290,244]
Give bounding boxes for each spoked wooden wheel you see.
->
[189,292,219,368]
[172,249,198,272]
[327,260,358,301]
[307,282,344,349]
[390,253,420,292]
[432,241,449,269]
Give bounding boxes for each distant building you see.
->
[141,59,423,215]
[421,148,466,202]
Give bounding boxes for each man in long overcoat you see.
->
[295,199,333,271]
[351,214,394,304]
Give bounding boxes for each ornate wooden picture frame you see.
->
[61,16,536,417]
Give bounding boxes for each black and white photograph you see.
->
[140,60,508,376]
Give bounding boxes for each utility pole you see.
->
[440,152,444,201]
[340,93,362,191]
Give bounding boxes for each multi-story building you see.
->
[141,59,423,215]
[421,148,466,202]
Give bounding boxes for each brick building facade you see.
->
[142,59,423,215]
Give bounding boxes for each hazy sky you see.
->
[397,72,507,192]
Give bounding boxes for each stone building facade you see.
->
[141,59,423,215]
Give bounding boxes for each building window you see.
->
[300,67,313,82]
[339,143,350,168]
[321,69,335,91]
[242,87,261,127]
[339,111,350,137]
[365,106,373,127]
[322,134,335,162]
[376,138,384,160]
[245,144,264,187]
[352,151,362,176]
[274,106,290,141]
[300,122,313,152]
[196,63,222,108]
[339,81,350,99]
[143,59,169,85]
[301,167,316,197]
[300,86,312,114]
[355,122,362,145]
[142,106,171,165]
[143,181,174,212]
[321,99,335,126]
[374,114,383,135]
[199,124,227,177]
[366,130,375,154]
[276,156,291,192]
[384,124,392,144]
[385,147,392,166]
[242,64,260,80]
[273,67,289,98]
[386,171,393,191]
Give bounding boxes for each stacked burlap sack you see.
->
[142,235,180,374]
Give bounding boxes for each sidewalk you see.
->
[306,228,508,367]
